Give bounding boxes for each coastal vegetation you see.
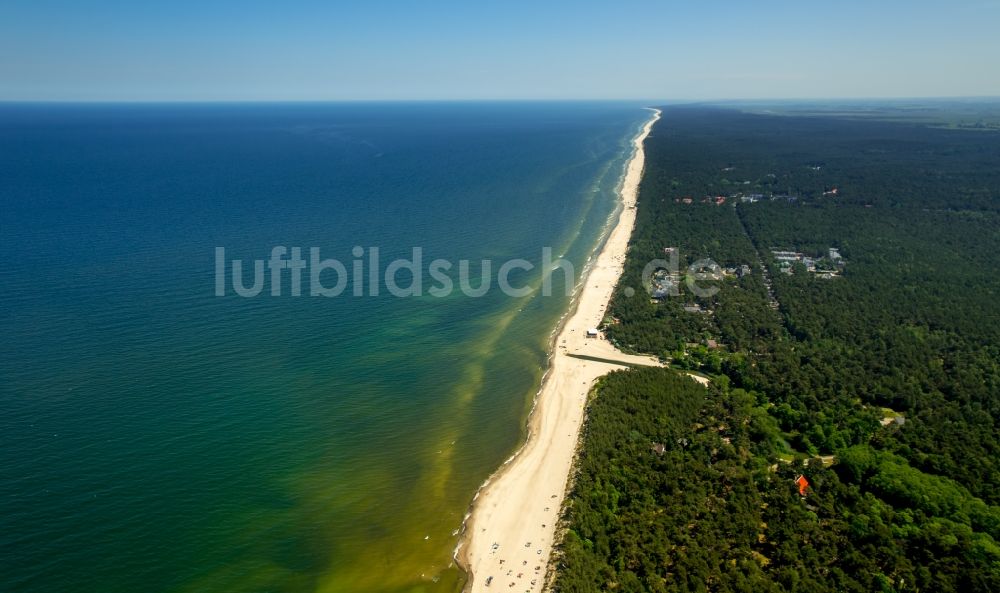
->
[552,105,1000,592]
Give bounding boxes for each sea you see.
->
[0,102,649,593]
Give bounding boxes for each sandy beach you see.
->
[456,108,661,592]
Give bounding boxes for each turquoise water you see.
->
[0,102,648,592]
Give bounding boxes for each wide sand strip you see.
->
[456,108,661,592]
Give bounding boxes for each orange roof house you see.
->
[795,474,810,496]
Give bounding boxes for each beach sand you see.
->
[455,108,661,592]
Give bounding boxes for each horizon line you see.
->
[2,95,1000,105]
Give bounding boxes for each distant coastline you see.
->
[455,107,661,592]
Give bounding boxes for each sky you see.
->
[2,0,999,101]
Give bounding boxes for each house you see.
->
[706,339,719,349]
[586,328,599,338]
[880,415,906,427]
[772,250,803,262]
[795,474,810,496]
[683,304,703,314]
[651,443,666,456]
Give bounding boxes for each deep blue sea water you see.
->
[0,102,648,593]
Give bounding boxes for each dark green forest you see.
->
[552,106,1000,592]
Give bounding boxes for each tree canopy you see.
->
[553,106,1000,592]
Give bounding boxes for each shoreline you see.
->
[454,108,662,592]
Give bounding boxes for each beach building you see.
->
[586,328,599,338]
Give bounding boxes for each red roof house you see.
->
[795,474,810,496]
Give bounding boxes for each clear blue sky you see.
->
[2,0,999,101]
